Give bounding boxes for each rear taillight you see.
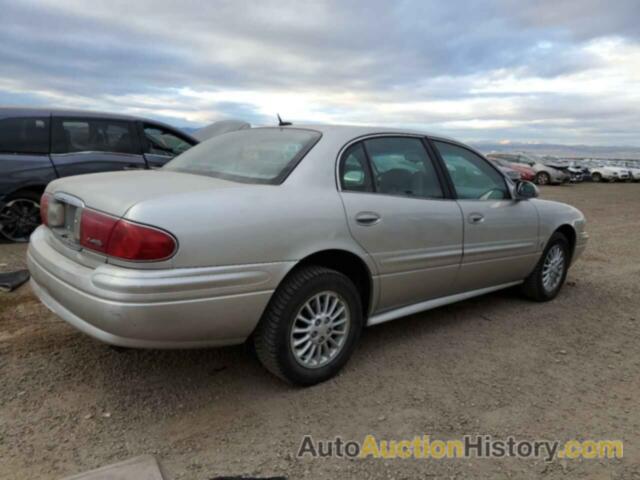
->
[80,209,118,254]
[40,193,51,226]
[79,209,176,261]
[107,220,177,261]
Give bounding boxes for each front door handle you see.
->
[123,164,144,170]
[355,212,381,226]
[468,213,485,224]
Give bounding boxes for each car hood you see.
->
[45,170,242,217]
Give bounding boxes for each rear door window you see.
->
[362,137,444,199]
[51,118,138,154]
[0,117,50,154]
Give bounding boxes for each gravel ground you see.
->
[0,183,638,479]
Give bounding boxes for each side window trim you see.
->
[337,134,453,200]
[427,137,513,200]
[359,140,377,193]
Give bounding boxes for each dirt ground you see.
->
[0,183,638,479]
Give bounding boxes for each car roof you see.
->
[0,107,197,141]
[274,123,457,142]
[0,106,148,121]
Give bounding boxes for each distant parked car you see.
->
[489,157,535,181]
[588,163,631,182]
[488,158,521,181]
[543,162,584,183]
[623,162,640,182]
[0,108,198,241]
[28,125,588,385]
[486,153,569,185]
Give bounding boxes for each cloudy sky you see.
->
[1,0,639,145]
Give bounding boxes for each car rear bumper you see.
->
[28,227,292,348]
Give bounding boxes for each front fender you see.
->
[530,199,588,261]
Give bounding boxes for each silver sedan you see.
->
[28,125,588,385]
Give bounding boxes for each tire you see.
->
[535,172,551,185]
[0,190,42,242]
[253,265,363,386]
[521,232,570,302]
[592,172,602,182]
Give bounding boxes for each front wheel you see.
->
[521,232,570,301]
[253,266,363,385]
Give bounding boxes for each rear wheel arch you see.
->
[7,185,46,201]
[288,249,374,318]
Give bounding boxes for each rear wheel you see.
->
[521,232,570,302]
[591,172,602,182]
[253,265,363,385]
[535,171,551,185]
[0,191,41,242]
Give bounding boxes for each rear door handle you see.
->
[123,164,144,170]
[355,212,381,226]
[468,213,485,224]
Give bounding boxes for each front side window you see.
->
[363,137,444,198]
[434,141,509,200]
[164,128,321,184]
[51,118,137,154]
[0,117,50,154]
[144,125,194,157]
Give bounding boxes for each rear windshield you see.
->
[163,128,321,184]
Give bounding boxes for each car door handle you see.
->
[355,212,381,226]
[468,213,485,224]
[123,164,144,170]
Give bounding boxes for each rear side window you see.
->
[340,143,372,192]
[0,117,50,154]
[51,118,138,154]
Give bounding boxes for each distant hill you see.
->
[471,141,640,160]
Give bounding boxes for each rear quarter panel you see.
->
[124,183,372,269]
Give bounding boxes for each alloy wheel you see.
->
[289,291,351,369]
[537,172,550,185]
[0,198,41,242]
[541,244,565,293]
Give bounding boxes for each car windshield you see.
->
[164,127,321,184]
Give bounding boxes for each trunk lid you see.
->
[44,170,241,265]
[46,170,237,217]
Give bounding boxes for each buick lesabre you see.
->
[28,125,588,385]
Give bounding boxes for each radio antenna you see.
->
[277,114,292,126]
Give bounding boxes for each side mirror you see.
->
[515,180,539,200]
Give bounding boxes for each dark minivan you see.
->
[0,108,197,241]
